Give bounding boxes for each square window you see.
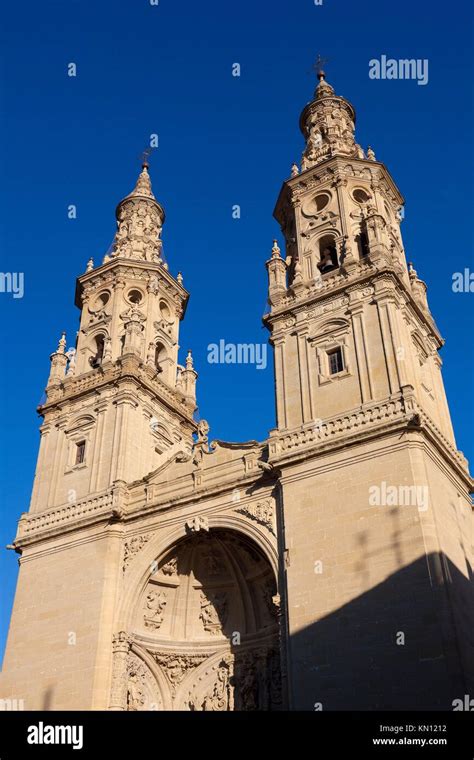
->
[75,441,86,465]
[328,347,344,375]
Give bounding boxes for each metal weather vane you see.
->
[313,54,329,77]
[139,146,154,167]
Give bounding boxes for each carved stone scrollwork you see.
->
[123,533,154,572]
[112,186,164,263]
[301,82,357,171]
[193,656,234,712]
[147,274,159,295]
[185,515,209,533]
[192,419,217,466]
[236,499,276,535]
[161,557,177,576]
[153,652,209,697]
[125,652,164,711]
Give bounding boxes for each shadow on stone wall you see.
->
[287,551,474,710]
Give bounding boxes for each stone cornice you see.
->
[39,355,197,427]
[274,155,404,223]
[13,489,116,548]
[263,265,443,347]
[13,399,471,550]
[12,466,275,550]
[75,257,189,316]
[268,392,472,489]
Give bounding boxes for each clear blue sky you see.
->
[0,0,473,664]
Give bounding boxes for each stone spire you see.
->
[314,68,335,99]
[300,68,363,171]
[47,332,68,390]
[111,161,166,263]
[126,163,155,200]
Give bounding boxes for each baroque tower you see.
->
[1,70,472,711]
[265,69,473,709]
[37,160,198,508]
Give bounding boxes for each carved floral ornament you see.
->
[123,532,154,572]
[185,514,209,533]
[161,557,177,575]
[235,499,276,535]
[306,295,350,321]
[152,652,208,691]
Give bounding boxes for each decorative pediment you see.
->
[65,414,96,435]
[411,330,430,365]
[309,317,350,346]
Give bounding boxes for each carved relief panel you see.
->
[127,529,282,710]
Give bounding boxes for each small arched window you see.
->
[356,226,370,258]
[317,235,338,273]
[154,343,167,373]
[89,334,105,368]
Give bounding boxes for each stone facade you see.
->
[1,70,472,711]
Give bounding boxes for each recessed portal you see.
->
[129,529,282,711]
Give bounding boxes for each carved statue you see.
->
[196,419,210,443]
[143,589,167,630]
[161,557,177,576]
[103,337,112,362]
[65,348,76,376]
[199,591,227,634]
[202,549,223,576]
[147,275,159,294]
[239,668,258,711]
[202,660,233,711]
[127,670,145,711]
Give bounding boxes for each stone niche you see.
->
[128,529,282,710]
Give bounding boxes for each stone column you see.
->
[375,297,399,396]
[109,397,134,484]
[348,303,373,404]
[385,299,409,389]
[295,327,312,424]
[272,336,287,430]
[89,401,108,493]
[30,422,52,512]
[111,278,126,360]
[109,632,132,711]
[48,419,68,507]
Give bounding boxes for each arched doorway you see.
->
[129,528,282,710]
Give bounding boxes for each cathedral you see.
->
[1,69,473,711]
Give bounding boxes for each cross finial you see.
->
[139,146,154,168]
[314,54,329,80]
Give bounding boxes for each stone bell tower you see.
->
[30,161,198,514]
[268,69,455,440]
[1,162,202,709]
[265,68,473,709]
